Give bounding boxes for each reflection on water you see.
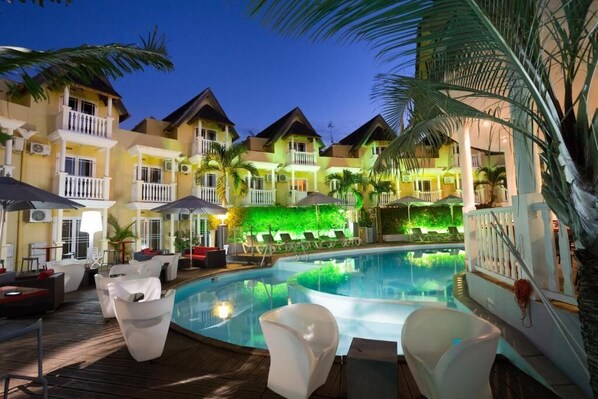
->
[172,248,465,354]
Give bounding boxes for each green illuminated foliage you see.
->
[295,265,350,292]
[380,206,463,234]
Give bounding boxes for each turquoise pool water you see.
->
[172,244,465,355]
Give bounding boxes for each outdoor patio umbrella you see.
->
[293,192,344,238]
[0,176,84,261]
[386,196,432,225]
[432,195,464,223]
[152,195,226,269]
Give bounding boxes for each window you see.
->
[329,179,339,191]
[195,128,217,141]
[137,218,162,250]
[288,141,307,152]
[62,218,89,260]
[415,180,432,192]
[452,143,460,155]
[136,166,162,183]
[65,156,94,177]
[202,173,217,187]
[292,179,307,192]
[68,97,96,115]
[250,177,264,190]
[371,146,387,155]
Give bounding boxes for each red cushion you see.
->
[192,247,203,255]
[141,248,152,254]
[38,269,55,280]
[0,268,5,274]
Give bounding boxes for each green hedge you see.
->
[225,205,346,241]
[380,206,463,234]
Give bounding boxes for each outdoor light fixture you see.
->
[80,211,103,260]
[214,301,233,320]
[217,212,227,225]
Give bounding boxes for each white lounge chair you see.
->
[401,307,501,399]
[152,254,180,281]
[94,274,128,318]
[111,259,162,279]
[47,259,85,293]
[260,303,339,399]
[108,277,175,362]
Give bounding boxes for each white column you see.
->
[104,148,110,177]
[170,158,176,183]
[247,170,252,205]
[4,137,12,167]
[107,97,113,118]
[197,120,203,154]
[169,218,175,253]
[135,209,142,249]
[436,174,441,198]
[225,125,229,146]
[313,170,317,193]
[458,126,476,212]
[137,153,143,180]
[291,169,296,203]
[101,208,108,252]
[63,86,70,106]
[271,170,275,190]
[60,140,67,172]
[502,136,516,205]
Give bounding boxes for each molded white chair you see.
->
[47,259,85,293]
[259,303,339,399]
[94,274,128,318]
[109,263,138,277]
[152,254,180,281]
[128,259,163,279]
[108,277,175,362]
[401,307,501,399]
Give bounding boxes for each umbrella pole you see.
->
[189,208,194,269]
[316,205,320,238]
[0,208,5,264]
[450,205,454,224]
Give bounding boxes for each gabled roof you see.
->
[337,114,396,151]
[255,107,323,147]
[162,88,238,140]
[33,70,130,121]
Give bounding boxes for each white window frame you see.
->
[61,217,89,260]
[68,96,98,116]
[415,179,432,192]
[202,173,217,187]
[63,155,95,177]
[135,164,163,184]
[136,218,162,250]
[288,141,307,152]
[292,178,308,192]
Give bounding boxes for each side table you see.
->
[346,338,398,399]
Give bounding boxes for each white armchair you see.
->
[110,259,162,279]
[401,307,501,399]
[108,277,175,362]
[94,274,128,318]
[152,254,180,281]
[47,260,85,293]
[259,303,339,399]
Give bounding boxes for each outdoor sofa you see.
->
[183,246,227,268]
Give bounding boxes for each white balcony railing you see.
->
[331,192,357,207]
[378,192,399,206]
[192,186,224,205]
[467,205,576,305]
[451,152,482,168]
[57,174,106,200]
[289,190,307,203]
[247,189,275,205]
[57,107,112,138]
[287,150,316,166]
[131,181,175,203]
[193,139,226,156]
[415,190,442,203]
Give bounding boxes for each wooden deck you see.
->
[1,266,560,398]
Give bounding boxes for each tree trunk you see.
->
[575,248,598,396]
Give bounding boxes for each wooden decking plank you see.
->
[398,359,421,398]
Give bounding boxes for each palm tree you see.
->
[325,169,367,209]
[475,165,506,207]
[250,0,598,393]
[368,176,396,208]
[196,142,258,206]
[106,214,136,255]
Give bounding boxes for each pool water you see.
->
[172,245,465,355]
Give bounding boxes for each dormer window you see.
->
[372,146,387,155]
[289,142,306,152]
[69,97,96,116]
[195,128,217,141]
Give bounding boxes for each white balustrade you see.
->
[63,109,111,138]
[466,206,576,305]
[139,182,172,203]
[249,189,275,205]
[60,175,105,200]
[290,190,307,203]
[415,190,442,202]
[287,150,316,166]
[193,186,221,205]
[378,192,399,206]
[193,139,226,155]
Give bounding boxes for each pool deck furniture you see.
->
[0,272,64,315]
[347,338,398,399]
[279,233,305,252]
[0,264,566,399]
[334,230,362,246]
[241,235,267,254]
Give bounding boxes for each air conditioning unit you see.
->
[29,209,52,223]
[29,142,51,156]
[443,176,455,184]
[265,174,274,183]
[164,160,177,171]
[163,213,179,221]
[179,212,190,220]
[401,175,413,183]
[179,164,192,174]
[277,174,287,183]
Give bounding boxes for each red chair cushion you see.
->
[0,268,5,274]
[38,269,55,280]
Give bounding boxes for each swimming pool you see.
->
[172,244,465,355]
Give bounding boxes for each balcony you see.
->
[56,173,108,200]
[192,186,225,205]
[451,153,482,168]
[415,190,442,203]
[331,192,357,207]
[378,192,399,206]
[193,139,226,156]
[287,150,316,166]
[56,107,112,138]
[131,181,175,203]
[289,190,307,204]
[245,189,275,206]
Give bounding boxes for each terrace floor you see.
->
[1,261,561,398]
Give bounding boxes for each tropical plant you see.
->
[195,142,258,206]
[474,165,506,207]
[325,169,367,209]
[368,176,396,208]
[250,0,598,392]
[106,214,136,252]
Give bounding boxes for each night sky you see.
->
[1,1,412,144]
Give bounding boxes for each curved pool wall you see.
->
[173,243,466,355]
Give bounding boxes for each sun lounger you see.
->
[261,234,283,253]
[242,235,267,254]
[411,228,435,242]
[334,230,361,246]
[279,233,304,252]
[448,226,464,241]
